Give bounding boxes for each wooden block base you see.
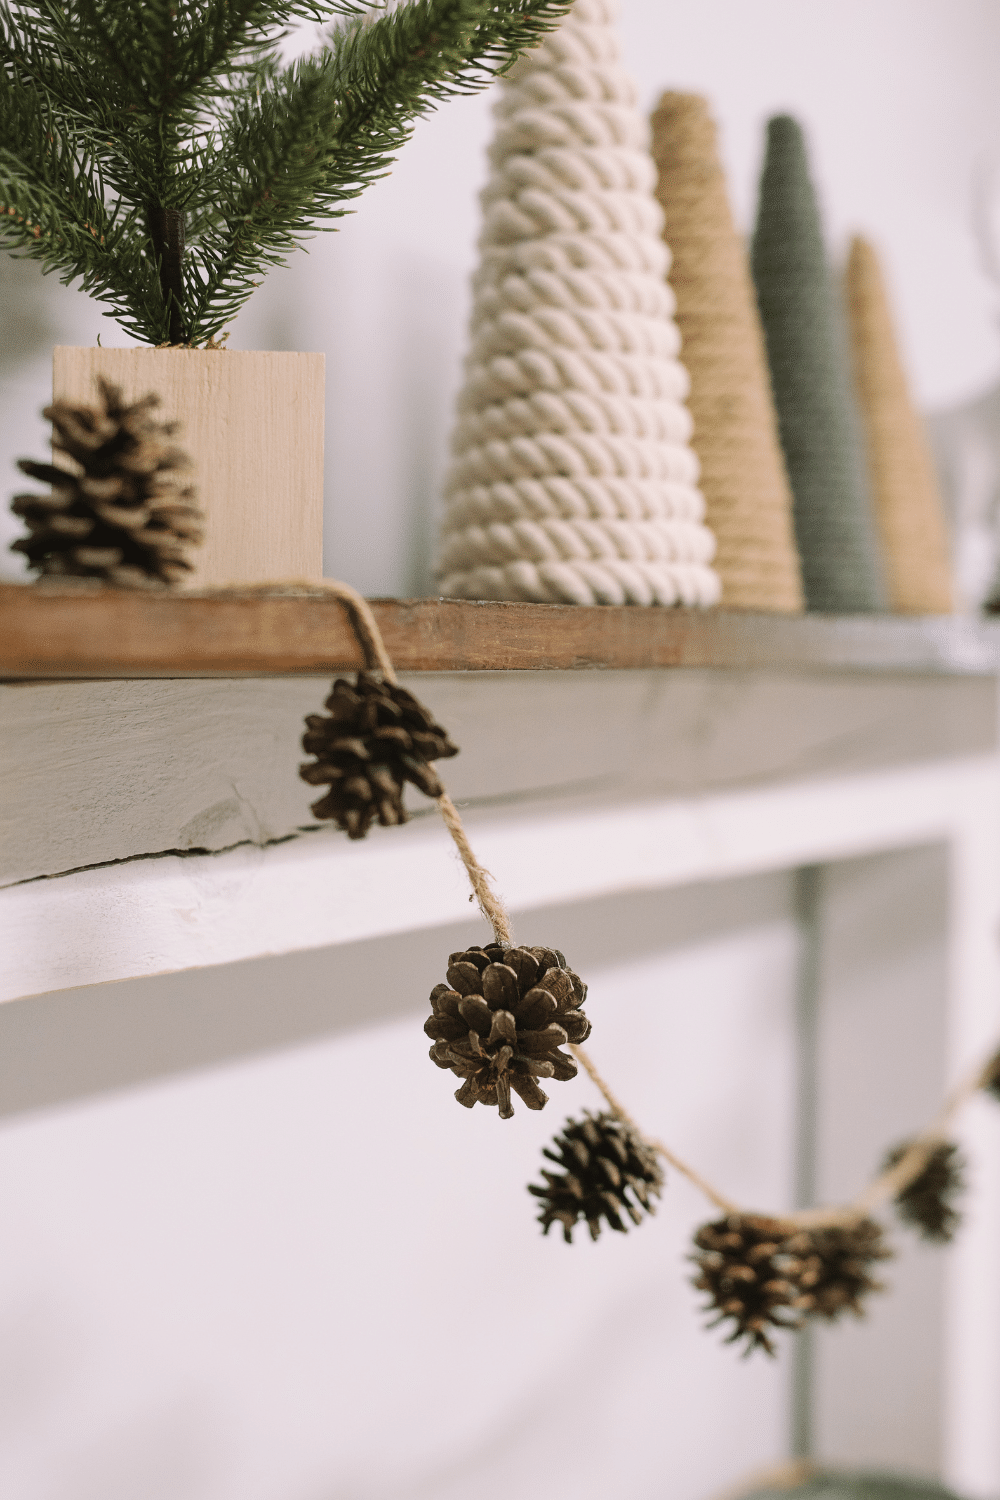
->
[53,346,325,588]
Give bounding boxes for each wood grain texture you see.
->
[52,347,325,587]
[5,753,1000,1003]
[3,583,1000,678]
[3,671,993,885]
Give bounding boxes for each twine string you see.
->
[571,1043,739,1214]
[436,790,513,948]
[649,91,804,614]
[210,576,1000,1229]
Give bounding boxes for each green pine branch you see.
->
[0,0,575,346]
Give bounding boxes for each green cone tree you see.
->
[751,115,886,613]
[0,0,576,347]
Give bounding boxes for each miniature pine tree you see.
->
[0,0,576,347]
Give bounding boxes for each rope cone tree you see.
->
[438,0,720,608]
[0,0,579,347]
[218,577,1000,1361]
[751,116,887,614]
[844,235,954,615]
[649,92,803,614]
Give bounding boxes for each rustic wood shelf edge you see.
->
[3,582,1000,679]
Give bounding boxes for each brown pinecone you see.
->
[11,378,202,586]
[529,1110,664,1243]
[300,671,458,840]
[691,1214,806,1356]
[425,943,590,1119]
[983,1047,1000,1105]
[786,1217,892,1321]
[882,1139,965,1244]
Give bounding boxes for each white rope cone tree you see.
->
[437,0,720,608]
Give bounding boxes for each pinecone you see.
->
[300,671,458,840]
[883,1139,965,1244]
[424,943,590,1119]
[11,378,202,586]
[691,1214,806,1356]
[529,1110,664,1243]
[786,1218,892,1321]
[982,1047,1000,1105]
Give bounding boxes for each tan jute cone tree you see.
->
[844,236,953,614]
[650,92,803,612]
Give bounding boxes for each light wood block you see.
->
[52,346,325,587]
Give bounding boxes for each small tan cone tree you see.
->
[650,92,803,613]
[845,236,953,614]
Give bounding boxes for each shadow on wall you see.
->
[0,871,789,1121]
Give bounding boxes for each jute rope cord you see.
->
[212,576,1000,1239]
[437,0,721,609]
[570,1042,739,1213]
[649,92,803,614]
[209,578,513,944]
[844,236,954,616]
[577,1034,998,1232]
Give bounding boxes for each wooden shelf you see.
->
[3,581,1000,679]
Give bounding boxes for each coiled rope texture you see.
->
[438,0,721,608]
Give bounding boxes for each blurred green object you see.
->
[751,114,887,613]
[744,1470,966,1500]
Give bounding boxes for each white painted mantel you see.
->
[3,659,1000,1497]
[3,667,997,989]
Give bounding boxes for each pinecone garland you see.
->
[11,378,202,586]
[300,671,458,839]
[786,1218,892,1320]
[529,1111,664,1243]
[883,1140,965,1244]
[425,943,590,1119]
[691,1214,806,1356]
